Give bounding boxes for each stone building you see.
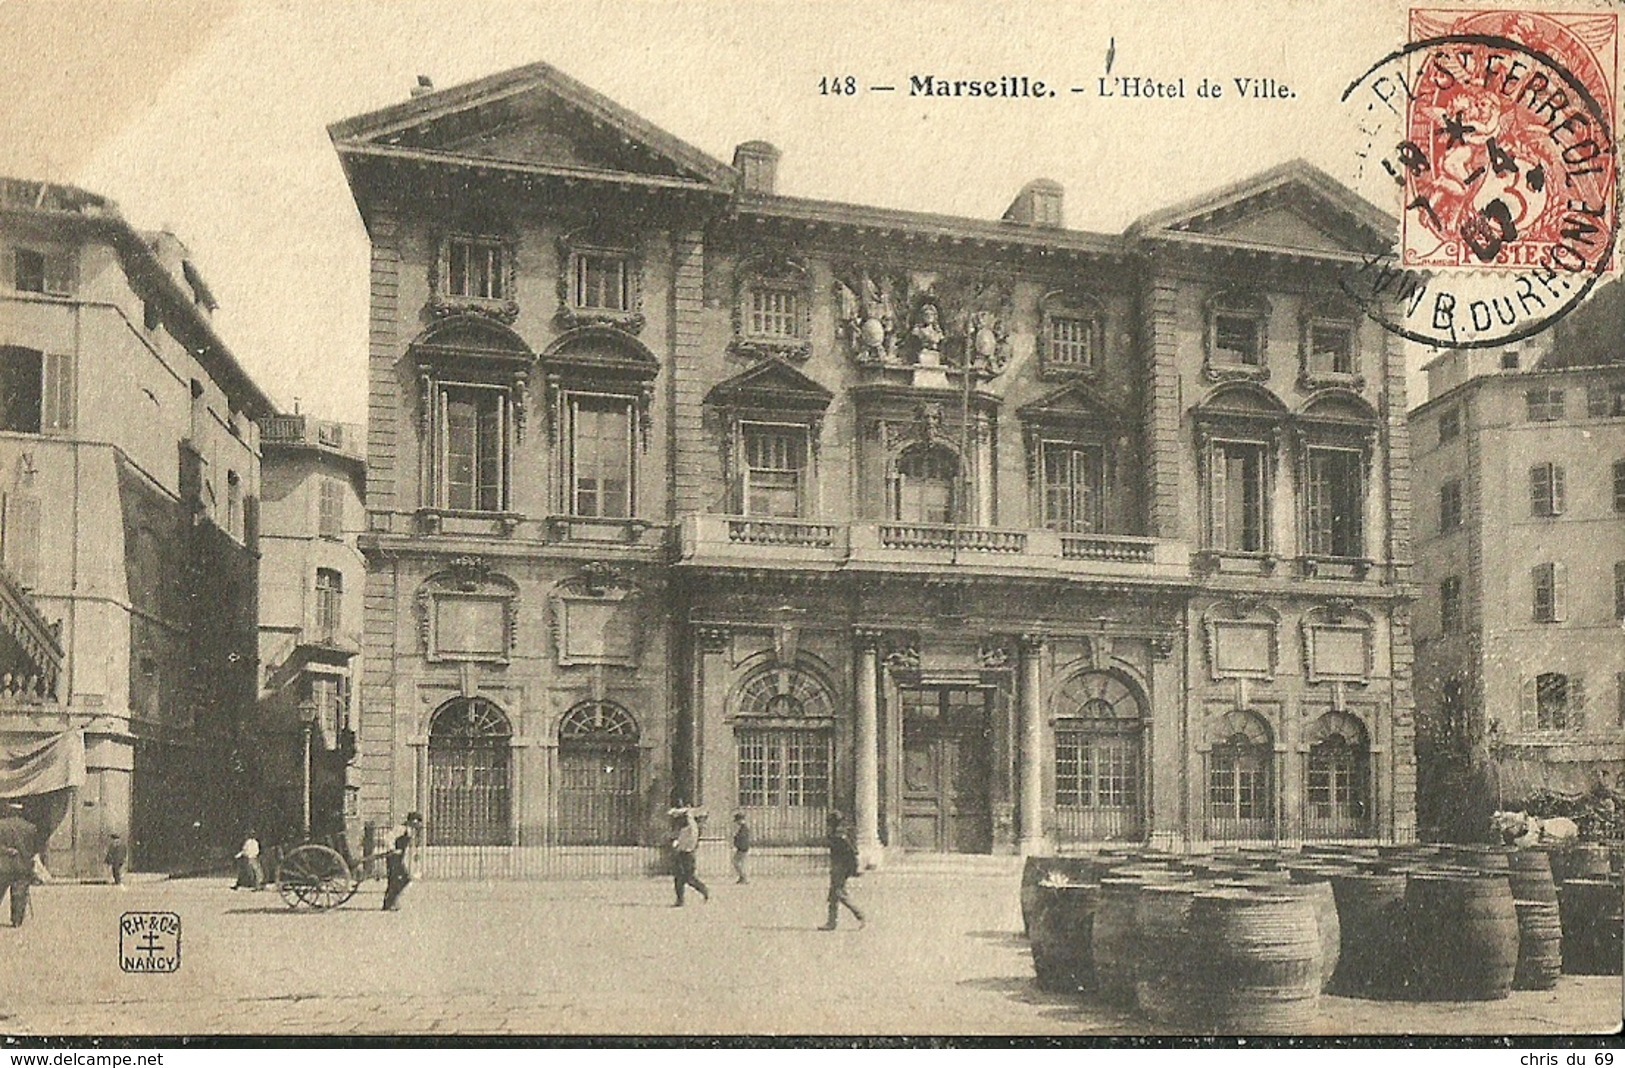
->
[329,62,1417,867]
[0,178,271,875]
[1410,283,1625,840]
[257,411,366,846]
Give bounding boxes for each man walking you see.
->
[821,810,865,931]
[0,802,39,927]
[382,812,423,911]
[105,833,127,886]
[668,803,709,906]
[731,811,751,885]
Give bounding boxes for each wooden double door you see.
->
[899,687,993,853]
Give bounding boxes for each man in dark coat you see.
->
[821,810,865,931]
[382,812,423,911]
[0,803,39,927]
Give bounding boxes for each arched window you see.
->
[557,701,641,846]
[734,667,835,846]
[894,445,959,524]
[1053,671,1145,842]
[1304,712,1370,838]
[1207,710,1274,840]
[428,697,512,846]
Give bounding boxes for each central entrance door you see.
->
[899,686,993,853]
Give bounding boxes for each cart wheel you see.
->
[276,844,356,910]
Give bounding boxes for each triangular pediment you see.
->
[706,359,833,411]
[329,62,735,190]
[1129,160,1394,257]
[1017,380,1127,426]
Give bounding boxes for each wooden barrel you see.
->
[1551,843,1612,884]
[1284,873,1342,991]
[1178,889,1322,1034]
[1020,856,1096,936]
[1328,871,1408,998]
[1090,877,1145,1006]
[1405,872,1519,1000]
[1133,882,1206,1025]
[1506,850,1559,906]
[1030,881,1101,993]
[1452,845,1514,873]
[1511,899,1563,991]
[1557,878,1624,976]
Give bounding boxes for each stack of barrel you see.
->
[1022,839,1622,1031]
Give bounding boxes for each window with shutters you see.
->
[1534,671,1583,730]
[318,478,344,539]
[432,383,508,513]
[1526,387,1565,422]
[314,568,342,642]
[1531,562,1567,622]
[1438,406,1461,444]
[1439,480,1463,532]
[1529,463,1566,517]
[1587,383,1625,419]
[2,493,41,589]
[1305,447,1363,557]
[564,393,635,519]
[741,423,807,518]
[1041,443,1104,533]
[1441,575,1463,633]
[0,346,69,433]
[1208,440,1268,553]
[1614,460,1625,514]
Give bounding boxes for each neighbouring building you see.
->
[0,178,273,876]
[329,62,1417,870]
[257,410,366,848]
[1410,281,1625,841]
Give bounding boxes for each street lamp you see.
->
[297,698,318,841]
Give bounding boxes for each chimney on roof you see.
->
[410,75,434,98]
[733,141,782,195]
[1002,179,1065,228]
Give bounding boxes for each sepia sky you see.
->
[0,0,1610,422]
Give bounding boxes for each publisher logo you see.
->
[119,911,181,973]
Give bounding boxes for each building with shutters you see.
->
[257,411,367,846]
[1410,282,1625,840]
[329,63,1418,869]
[0,177,272,876]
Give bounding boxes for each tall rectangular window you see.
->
[1529,463,1566,517]
[447,238,504,300]
[318,478,344,539]
[748,288,801,338]
[742,424,806,518]
[1438,406,1461,444]
[1614,460,1625,513]
[1306,448,1363,557]
[1532,562,1567,623]
[1587,383,1625,419]
[1042,443,1104,533]
[1615,562,1625,621]
[574,254,628,311]
[42,353,71,432]
[569,395,633,518]
[2,493,41,589]
[1526,387,1565,422]
[1209,441,1267,552]
[437,385,506,513]
[226,471,243,541]
[314,568,342,641]
[1441,576,1463,634]
[0,347,43,433]
[1440,479,1463,532]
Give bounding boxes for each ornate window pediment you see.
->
[733,253,813,361]
[416,557,519,663]
[1204,290,1271,383]
[1038,289,1105,380]
[550,565,640,667]
[706,360,832,516]
[555,226,645,334]
[1202,599,1282,681]
[428,208,519,323]
[1301,603,1375,684]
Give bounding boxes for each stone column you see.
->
[1019,633,1047,856]
[854,627,884,869]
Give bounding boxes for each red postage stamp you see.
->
[1401,8,1619,272]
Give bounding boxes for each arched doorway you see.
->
[1053,670,1146,843]
[1206,710,1275,841]
[558,701,641,845]
[1304,712,1370,838]
[733,667,835,845]
[427,697,512,846]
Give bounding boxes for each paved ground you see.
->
[0,872,1618,1038]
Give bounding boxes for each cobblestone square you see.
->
[0,874,1617,1038]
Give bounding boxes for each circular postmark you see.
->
[1339,15,1619,349]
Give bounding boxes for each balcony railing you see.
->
[262,415,362,455]
[679,515,1189,580]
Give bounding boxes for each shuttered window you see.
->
[2,494,41,589]
[1529,463,1565,517]
[1531,562,1567,622]
[318,478,344,539]
[42,354,71,432]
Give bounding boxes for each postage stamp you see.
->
[1341,7,1620,348]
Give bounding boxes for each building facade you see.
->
[257,412,366,847]
[330,63,1417,865]
[1410,287,1625,840]
[0,178,272,875]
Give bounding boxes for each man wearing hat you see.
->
[382,812,424,911]
[0,802,39,927]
